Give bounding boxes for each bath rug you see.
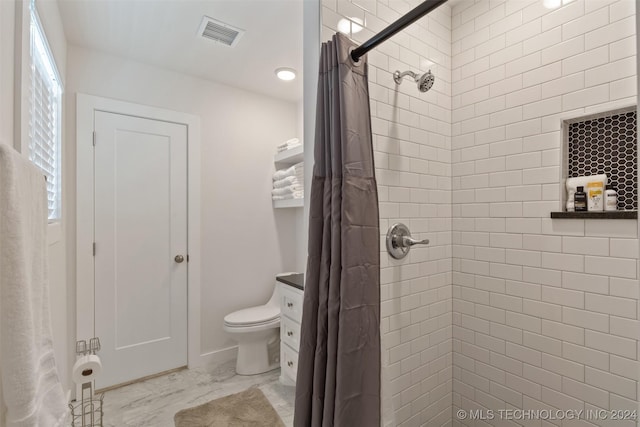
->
[174,387,285,427]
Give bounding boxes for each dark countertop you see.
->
[551,211,638,219]
[276,273,304,291]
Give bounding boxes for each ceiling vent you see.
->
[198,16,244,47]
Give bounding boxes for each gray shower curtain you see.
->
[293,33,380,427]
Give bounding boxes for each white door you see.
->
[94,111,188,389]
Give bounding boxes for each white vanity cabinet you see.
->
[277,275,304,386]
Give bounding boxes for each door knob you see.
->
[174,255,185,263]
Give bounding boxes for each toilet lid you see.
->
[224,305,280,326]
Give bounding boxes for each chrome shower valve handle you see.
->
[400,235,430,247]
[386,223,429,259]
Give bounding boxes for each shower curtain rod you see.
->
[350,0,448,62]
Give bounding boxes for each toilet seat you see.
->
[223,318,280,333]
[224,305,280,327]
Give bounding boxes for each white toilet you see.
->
[223,284,281,375]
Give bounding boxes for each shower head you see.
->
[417,70,435,92]
[393,69,435,93]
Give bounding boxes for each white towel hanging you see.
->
[0,143,68,427]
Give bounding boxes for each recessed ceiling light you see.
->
[337,17,364,35]
[275,68,296,81]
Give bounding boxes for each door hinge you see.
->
[92,131,96,146]
[92,242,96,256]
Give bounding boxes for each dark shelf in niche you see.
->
[551,211,638,219]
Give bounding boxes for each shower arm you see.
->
[393,70,418,85]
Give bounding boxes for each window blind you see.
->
[28,9,62,220]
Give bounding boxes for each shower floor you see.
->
[99,360,295,427]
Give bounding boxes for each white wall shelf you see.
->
[273,144,304,209]
[273,198,303,209]
[274,145,303,166]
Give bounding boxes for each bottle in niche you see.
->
[587,181,604,211]
[605,185,617,211]
[574,186,587,212]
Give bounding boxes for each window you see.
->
[28,5,62,220]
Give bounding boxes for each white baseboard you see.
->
[197,346,238,368]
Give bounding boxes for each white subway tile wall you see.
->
[324,1,453,426]
[325,0,638,425]
[451,1,638,427]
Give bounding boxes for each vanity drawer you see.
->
[280,285,303,323]
[281,343,299,384]
[281,315,301,351]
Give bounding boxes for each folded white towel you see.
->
[273,192,303,200]
[277,138,300,149]
[0,143,68,427]
[276,138,301,153]
[273,176,300,189]
[277,143,302,153]
[273,166,297,181]
[273,161,305,181]
[272,185,304,196]
[566,174,607,197]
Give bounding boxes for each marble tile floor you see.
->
[99,361,295,427]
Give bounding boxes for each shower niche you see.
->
[554,106,638,219]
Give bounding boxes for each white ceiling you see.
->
[57,0,304,102]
